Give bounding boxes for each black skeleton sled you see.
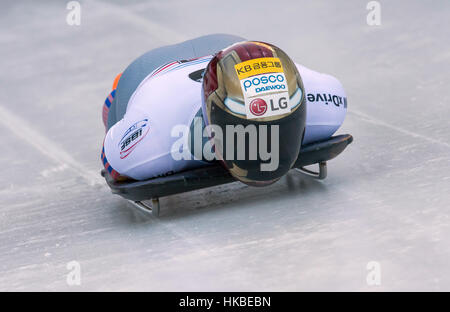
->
[101,134,353,216]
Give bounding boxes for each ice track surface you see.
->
[0,0,449,291]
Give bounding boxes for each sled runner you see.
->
[101,134,353,216]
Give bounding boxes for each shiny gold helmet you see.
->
[202,41,306,186]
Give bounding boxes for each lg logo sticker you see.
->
[249,99,267,117]
[249,96,291,117]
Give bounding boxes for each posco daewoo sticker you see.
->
[240,72,288,97]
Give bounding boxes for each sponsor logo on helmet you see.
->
[118,119,149,159]
[241,73,287,95]
[249,98,268,116]
[237,72,291,119]
[234,57,283,80]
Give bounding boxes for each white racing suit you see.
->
[101,35,347,181]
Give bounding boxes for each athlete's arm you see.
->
[102,57,213,181]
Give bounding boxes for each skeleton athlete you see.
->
[101,34,347,186]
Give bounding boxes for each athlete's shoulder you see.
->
[149,55,213,80]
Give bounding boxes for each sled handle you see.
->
[295,161,327,180]
[129,199,160,217]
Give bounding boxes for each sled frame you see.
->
[102,134,353,216]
